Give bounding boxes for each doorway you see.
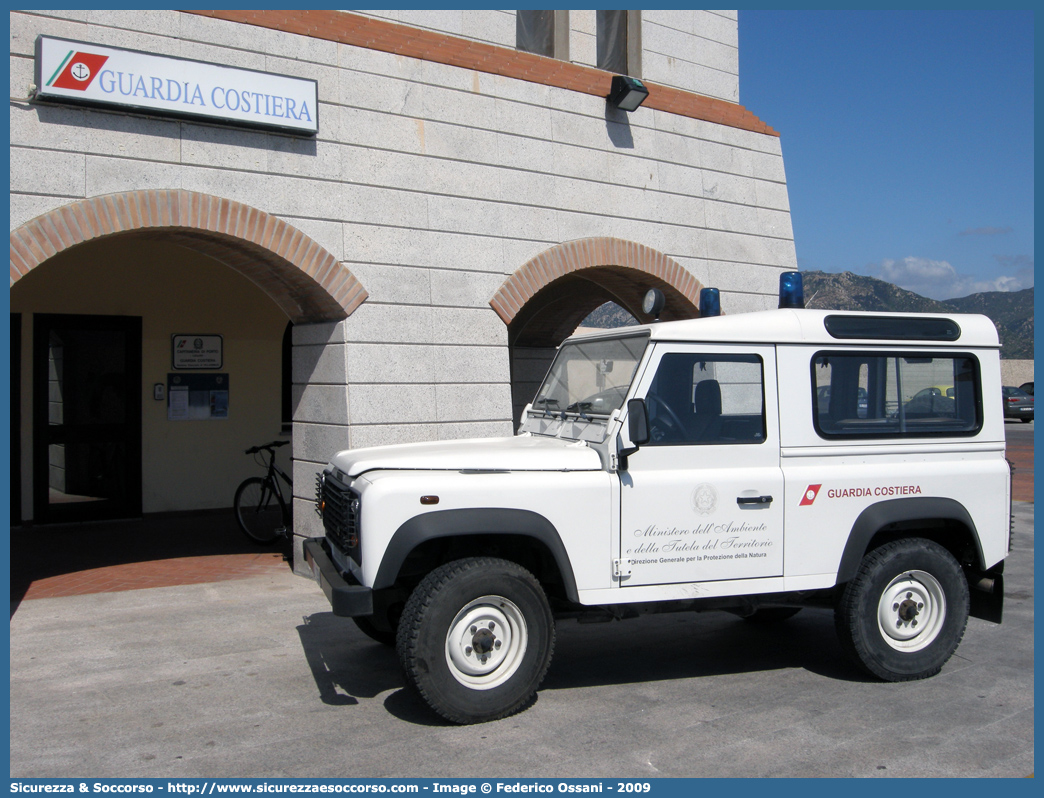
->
[32,314,142,524]
[12,314,21,524]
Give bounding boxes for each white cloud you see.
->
[870,256,1034,300]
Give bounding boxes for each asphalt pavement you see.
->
[9,502,1034,779]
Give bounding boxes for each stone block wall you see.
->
[11,10,795,550]
[360,10,740,102]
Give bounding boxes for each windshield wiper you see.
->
[531,397,560,417]
[564,401,593,422]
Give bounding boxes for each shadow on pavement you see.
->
[10,510,293,615]
[297,605,871,727]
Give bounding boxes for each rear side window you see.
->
[812,352,981,438]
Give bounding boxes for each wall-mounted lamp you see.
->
[607,75,649,112]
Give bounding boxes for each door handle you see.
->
[737,495,773,506]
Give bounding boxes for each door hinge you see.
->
[613,558,632,579]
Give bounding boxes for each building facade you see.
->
[9,10,796,567]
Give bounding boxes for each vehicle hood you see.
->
[329,435,602,478]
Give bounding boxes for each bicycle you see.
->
[234,440,293,544]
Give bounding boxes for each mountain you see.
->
[581,302,639,328]
[803,271,1033,359]
[580,271,1033,359]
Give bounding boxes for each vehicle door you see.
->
[619,343,783,587]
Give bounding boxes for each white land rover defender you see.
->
[306,274,1009,725]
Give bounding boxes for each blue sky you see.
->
[738,9,1034,301]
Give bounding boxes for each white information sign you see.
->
[35,36,318,135]
[172,334,223,370]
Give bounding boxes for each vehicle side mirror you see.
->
[619,398,648,471]
[627,398,649,445]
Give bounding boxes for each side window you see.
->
[645,353,765,445]
[812,352,981,438]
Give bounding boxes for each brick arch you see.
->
[491,237,704,347]
[9,190,367,323]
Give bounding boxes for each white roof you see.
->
[569,309,1000,348]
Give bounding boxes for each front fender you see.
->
[372,507,579,601]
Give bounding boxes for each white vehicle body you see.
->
[307,304,1010,724]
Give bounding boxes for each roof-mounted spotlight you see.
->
[642,288,665,321]
[778,271,805,309]
[607,75,649,112]
[699,287,721,317]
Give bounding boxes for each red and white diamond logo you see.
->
[799,484,822,506]
[48,50,109,91]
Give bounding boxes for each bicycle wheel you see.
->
[234,477,287,544]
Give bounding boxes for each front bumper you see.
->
[303,537,373,617]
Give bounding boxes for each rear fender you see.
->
[836,497,984,585]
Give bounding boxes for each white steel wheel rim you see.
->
[877,570,946,652]
[445,595,528,690]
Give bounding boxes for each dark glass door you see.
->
[33,314,142,524]
[12,314,21,524]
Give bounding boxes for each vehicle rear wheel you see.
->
[233,477,286,544]
[396,557,555,724]
[835,538,969,681]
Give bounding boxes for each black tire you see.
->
[352,616,398,647]
[835,538,969,681]
[743,607,802,623]
[233,477,287,544]
[396,557,555,724]
[1021,417,1033,423]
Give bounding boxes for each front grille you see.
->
[316,471,361,562]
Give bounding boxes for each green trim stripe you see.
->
[46,50,74,87]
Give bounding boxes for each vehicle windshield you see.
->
[531,335,648,418]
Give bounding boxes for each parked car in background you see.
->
[1018,381,1033,396]
[905,385,956,417]
[1002,385,1034,422]
[817,385,869,418]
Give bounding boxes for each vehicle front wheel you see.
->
[835,538,969,681]
[396,557,555,724]
[352,616,397,647]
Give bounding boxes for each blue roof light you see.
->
[778,271,805,309]
[699,287,721,317]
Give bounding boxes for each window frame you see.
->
[810,349,983,440]
[642,350,767,447]
[516,10,570,61]
[596,10,641,77]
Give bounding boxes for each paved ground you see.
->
[10,510,290,612]
[10,424,1033,778]
[9,502,1034,779]
[1005,420,1034,502]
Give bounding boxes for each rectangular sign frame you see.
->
[35,35,318,136]
[172,334,223,370]
[167,373,229,421]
